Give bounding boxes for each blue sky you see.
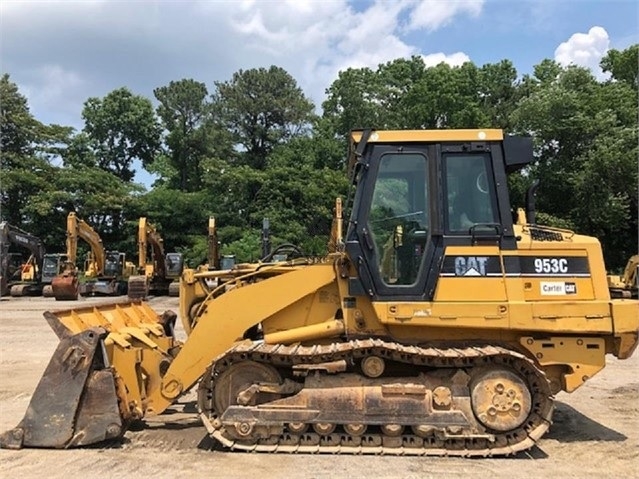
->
[1,0,637,186]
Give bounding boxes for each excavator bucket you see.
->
[0,301,178,449]
[51,273,79,300]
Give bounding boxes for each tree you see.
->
[200,135,349,260]
[211,66,315,169]
[600,44,638,89]
[82,87,161,182]
[127,186,211,265]
[322,57,521,136]
[0,74,62,226]
[512,63,638,269]
[153,79,231,191]
[24,162,143,252]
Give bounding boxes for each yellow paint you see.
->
[519,336,606,392]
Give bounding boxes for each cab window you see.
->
[445,154,497,232]
[367,153,429,286]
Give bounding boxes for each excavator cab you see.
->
[165,252,184,279]
[104,251,125,278]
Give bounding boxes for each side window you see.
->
[446,154,497,232]
[367,154,429,286]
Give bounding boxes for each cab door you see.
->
[346,146,438,301]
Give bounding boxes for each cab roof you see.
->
[348,129,505,177]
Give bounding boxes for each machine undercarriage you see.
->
[199,339,553,456]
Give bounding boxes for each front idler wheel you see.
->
[470,368,532,432]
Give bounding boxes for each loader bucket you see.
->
[51,274,79,300]
[0,301,179,449]
[0,326,123,448]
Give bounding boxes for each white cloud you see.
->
[421,52,470,67]
[554,26,610,79]
[407,0,484,32]
[0,0,477,127]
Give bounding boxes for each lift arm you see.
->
[138,217,167,279]
[66,213,105,278]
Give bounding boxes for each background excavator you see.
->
[40,253,73,298]
[0,222,46,297]
[608,255,638,299]
[51,212,135,300]
[127,217,184,300]
[2,129,637,457]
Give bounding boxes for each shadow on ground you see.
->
[545,401,627,442]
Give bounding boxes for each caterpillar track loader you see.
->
[2,129,638,457]
[127,217,184,299]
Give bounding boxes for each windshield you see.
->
[42,257,60,276]
[165,253,183,274]
[104,252,122,277]
[445,154,498,232]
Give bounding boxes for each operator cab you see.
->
[104,251,125,278]
[165,253,184,278]
[41,254,68,282]
[345,129,532,301]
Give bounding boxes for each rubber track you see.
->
[200,339,554,457]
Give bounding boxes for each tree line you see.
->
[1,46,637,270]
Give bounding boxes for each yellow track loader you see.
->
[2,129,637,457]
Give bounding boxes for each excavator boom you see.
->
[51,213,106,300]
[128,217,183,299]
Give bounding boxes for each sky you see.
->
[1,0,637,184]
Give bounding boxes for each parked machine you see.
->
[41,253,73,297]
[0,222,47,297]
[608,255,638,299]
[127,217,184,299]
[51,212,134,300]
[2,129,637,457]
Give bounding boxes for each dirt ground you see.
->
[0,295,637,479]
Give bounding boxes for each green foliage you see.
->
[220,231,261,263]
[600,45,639,89]
[322,56,521,136]
[0,74,72,231]
[82,87,161,182]
[153,79,227,191]
[128,187,211,254]
[212,66,316,169]
[512,58,638,269]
